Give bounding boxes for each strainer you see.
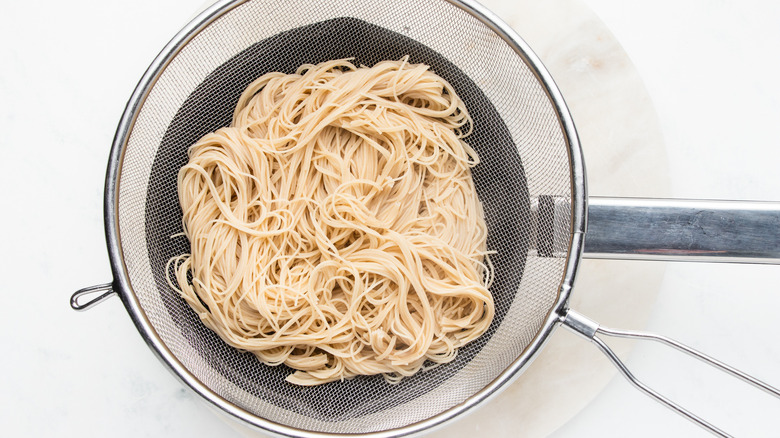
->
[70,0,780,436]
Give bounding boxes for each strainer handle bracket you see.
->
[71,283,116,311]
[561,309,780,438]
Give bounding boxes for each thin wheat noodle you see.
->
[167,58,494,385]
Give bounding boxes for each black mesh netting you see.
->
[143,17,530,423]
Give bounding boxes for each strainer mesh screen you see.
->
[116,0,571,433]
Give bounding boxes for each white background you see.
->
[1,0,778,437]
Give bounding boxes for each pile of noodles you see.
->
[167,58,494,385]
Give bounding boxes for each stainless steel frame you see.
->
[70,0,780,437]
[79,0,587,436]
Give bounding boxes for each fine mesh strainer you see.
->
[70,0,780,436]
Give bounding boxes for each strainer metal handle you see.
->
[70,282,116,311]
[583,197,780,264]
[531,196,780,263]
[562,309,780,438]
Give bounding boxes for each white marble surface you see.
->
[1,1,778,437]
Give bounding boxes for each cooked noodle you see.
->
[167,58,494,385]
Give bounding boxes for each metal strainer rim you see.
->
[103,0,586,436]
